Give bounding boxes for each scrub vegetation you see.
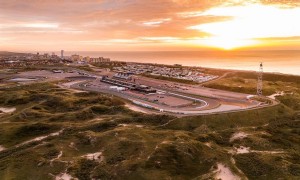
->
[204,71,300,96]
[0,72,299,179]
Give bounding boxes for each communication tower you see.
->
[61,50,64,59]
[257,62,263,96]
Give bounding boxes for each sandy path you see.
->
[215,163,240,180]
[0,145,6,152]
[0,107,16,113]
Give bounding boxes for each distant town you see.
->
[0,50,218,83]
[0,50,111,67]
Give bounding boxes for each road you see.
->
[133,75,256,105]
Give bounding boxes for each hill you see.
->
[0,79,299,179]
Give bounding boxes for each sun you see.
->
[203,36,258,50]
[188,3,300,50]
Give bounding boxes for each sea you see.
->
[53,50,300,76]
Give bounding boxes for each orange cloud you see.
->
[0,0,299,51]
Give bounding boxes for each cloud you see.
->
[142,18,172,27]
[0,0,299,51]
[260,0,300,7]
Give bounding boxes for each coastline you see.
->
[51,50,300,76]
[2,50,300,76]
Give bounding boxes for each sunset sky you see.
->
[0,0,300,51]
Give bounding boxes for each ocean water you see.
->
[61,50,300,75]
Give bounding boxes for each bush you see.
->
[42,148,60,159]
[49,109,95,122]
[85,121,118,132]
[12,123,57,138]
[235,153,274,178]
[69,159,98,180]
[118,114,174,126]
[289,164,300,176]
[90,105,110,114]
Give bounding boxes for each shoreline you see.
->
[1,50,300,77]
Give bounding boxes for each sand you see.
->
[235,146,250,154]
[17,129,63,147]
[81,152,103,162]
[0,107,16,114]
[0,145,6,152]
[268,91,285,100]
[55,172,76,180]
[230,132,248,142]
[215,163,240,180]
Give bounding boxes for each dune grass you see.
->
[0,76,299,179]
[205,71,300,96]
